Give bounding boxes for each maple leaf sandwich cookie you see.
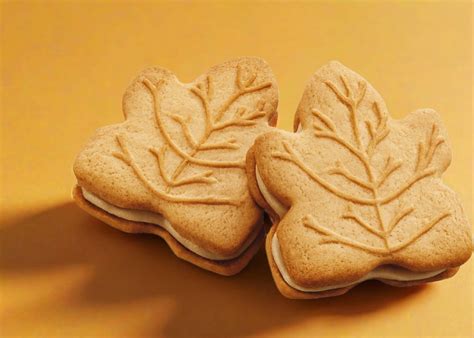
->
[247,61,472,298]
[73,57,278,275]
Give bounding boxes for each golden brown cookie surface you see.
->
[73,57,278,273]
[248,61,472,296]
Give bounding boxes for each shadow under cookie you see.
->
[0,202,431,338]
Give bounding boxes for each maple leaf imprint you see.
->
[113,65,272,206]
[272,74,450,255]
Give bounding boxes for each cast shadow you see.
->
[0,202,428,338]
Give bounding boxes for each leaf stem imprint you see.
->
[114,66,271,205]
[112,135,242,205]
[304,212,450,255]
[272,74,448,254]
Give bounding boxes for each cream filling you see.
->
[255,166,446,292]
[82,188,259,261]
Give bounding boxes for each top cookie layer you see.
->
[253,61,472,289]
[74,57,278,257]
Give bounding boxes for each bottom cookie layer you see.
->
[73,185,264,276]
[265,225,459,299]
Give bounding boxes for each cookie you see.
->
[73,57,278,275]
[247,61,472,298]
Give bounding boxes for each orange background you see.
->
[1,1,472,337]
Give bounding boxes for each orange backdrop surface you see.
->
[1,1,473,337]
